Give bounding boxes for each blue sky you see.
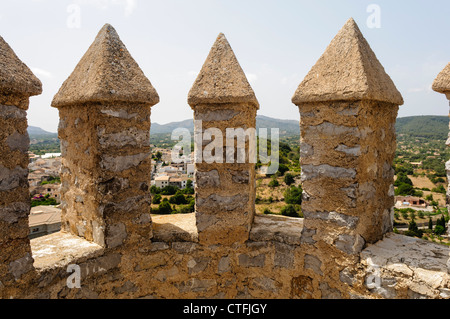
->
[1,0,449,132]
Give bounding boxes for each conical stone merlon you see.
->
[52,24,159,107]
[188,33,259,108]
[292,18,403,105]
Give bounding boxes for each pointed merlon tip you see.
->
[188,33,259,109]
[0,35,42,97]
[97,23,119,40]
[100,23,116,33]
[432,62,450,94]
[292,17,403,106]
[340,17,362,36]
[51,24,159,108]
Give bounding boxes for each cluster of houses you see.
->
[27,152,63,239]
[151,147,195,190]
[26,148,195,239]
[28,153,62,204]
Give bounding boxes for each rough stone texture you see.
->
[432,62,450,95]
[294,18,402,251]
[188,33,259,108]
[189,33,258,246]
[2,20,449,301]
[291,18,402,300]
[292,18,403,106]
[31,232,103,270]
[0,35,42,286]
[194,170,220,188]
[0,35,42,99]
[151,213,198,243]
[52,24,158,249]
[303,211,359,229]
[52,24,159,108]
[361,233,450,299]
[250,214,303,245]
[433,63,450,233]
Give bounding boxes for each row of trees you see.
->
[401,212,449,239]
[263,184,303,218]
[150,183,195,215]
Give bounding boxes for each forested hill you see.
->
[395,116,448,140]
[27,115,449,142]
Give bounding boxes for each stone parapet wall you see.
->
[1,215,448,299]
[1,20,449,299]
[0,34,42,287]
[432,63,450,235]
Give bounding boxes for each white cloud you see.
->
[31,67,53,78]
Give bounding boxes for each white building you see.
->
[154,176,170,188]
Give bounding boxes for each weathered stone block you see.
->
[100,152,150,172]
[0,165,28,192]
[335,144,361,156]
[274,242,294,269]
[238,254,265,268]
[230,169,249,184]
[335,234,365,255]
[0,202,29,223]
[196,193,249,212]
[106,223,127,248]
[218,256,231,274]
[300,227,316,245]
[195,109,239,122]
[195,170,220,188]
[0,105,26,119]
[300,142,314,158]
[176,278,217,294]
[100,108,139,120]
[339,267,357,286]
[319,282,342,299]
[301,164,356,182]
[6,132,29,152]
[304,254,323,276]
[98,127,149,149]
[9,253,33,280]
[172,242,198,254]
[303,211,359,229]
[187,257,210,275]
[251,277,279,293]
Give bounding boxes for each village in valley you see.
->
[27,115,450,245]
[26,143,197,238]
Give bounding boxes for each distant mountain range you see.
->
[28,126,57,136]
[28,115,450,140]
[150,115,300,135]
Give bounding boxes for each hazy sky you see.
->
[1,0,449,132]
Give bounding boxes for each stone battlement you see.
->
[0,19,449,299]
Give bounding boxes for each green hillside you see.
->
[150,115,300,136]
[395,116,448,140]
